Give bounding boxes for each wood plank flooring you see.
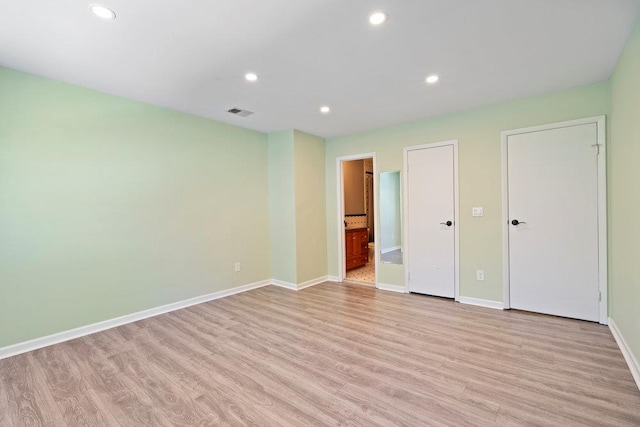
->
[1,282,639,426]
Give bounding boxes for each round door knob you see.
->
[440,221,453,227]
[511,219,526,226]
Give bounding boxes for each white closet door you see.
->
[407,144,455,298]
[507,123,600,321]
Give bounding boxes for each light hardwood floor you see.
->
[1,282,639,426]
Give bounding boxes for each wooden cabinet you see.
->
[345,228,369,271]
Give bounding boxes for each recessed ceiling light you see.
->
[320,106,331,114]
[426,74,439,84]
[89,4,116,20]
[245,73,259,82]
[369,12,387,26]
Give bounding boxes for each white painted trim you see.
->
[373,155,380,288]
[458,296,505,310]
[380,245,401,254]
[336,153,378,286]
[609,317,640,391]
[376,283,406,293]
[596,118,608,325]
[296,275,329,290]
[271,276,327,291]
[453,142,460,302]
[327,275,341,282]
[501,116,608,324]
[270,279,298,290]
[501,116,606,137]
[0,279,272,360]
[403,140,460,301]
[501,129,511,309]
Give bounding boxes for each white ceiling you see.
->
[1,1,639,138]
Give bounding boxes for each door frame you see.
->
[501,116,608,324]
[336,153,378,285]
[403,140,460,299]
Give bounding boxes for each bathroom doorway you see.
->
[337,154,377,286]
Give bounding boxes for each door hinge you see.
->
[591,144,601,155]
[598,291,602,301]
[408,272,410,281]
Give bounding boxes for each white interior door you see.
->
[506,123,600,322]
[407,144,456,297]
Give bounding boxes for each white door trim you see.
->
[501,116,607,324]
[403,140,460,300]
[336,153,378,285]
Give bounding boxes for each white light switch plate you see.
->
[472,207,484,217]
[476,270,485,281]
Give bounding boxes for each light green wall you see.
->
[293,130,328,283]
[0,67,271,347]
[268,130,297,284]
[326,82,610,300]
[610,22,640,365]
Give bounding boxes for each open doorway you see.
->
[338,155,377,286]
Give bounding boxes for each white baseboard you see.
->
[270,279,297,290]
[296,275,329,290]
[376,283,406,293]
[458,296,504,310]
[609,317,640,391]
[271,276,328,291]
[380,246,401,254]
[0,279,272,361]
[327,275,341,283]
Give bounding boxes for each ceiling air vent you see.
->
[227,108,253,117]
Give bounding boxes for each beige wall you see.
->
[268,130,328,285]
[610,21,640,368]
[343,159,365,214]
[326,82,610,299]
[294,131,328,283]
[268,130,297,284]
